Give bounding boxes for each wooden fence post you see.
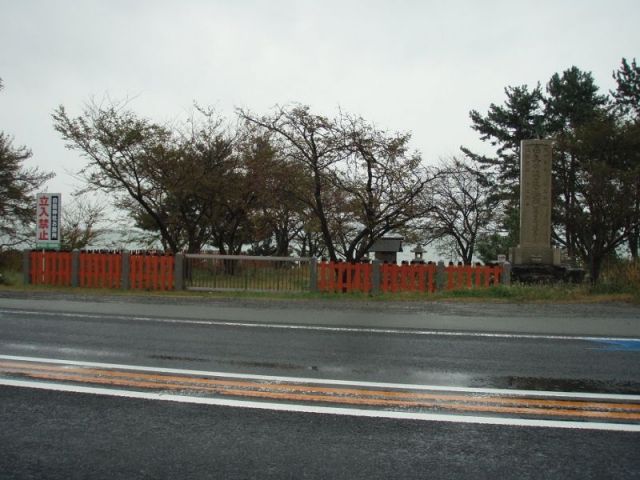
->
[309,257,318,293]
[174,253,185,291]
[71,249,80,288]
[371,260,381,295]
[121,250,130,290]
[501,261,511,286]
[436,261,446,291]
[22,249,31,285]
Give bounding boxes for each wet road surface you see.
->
[2,385,639,480]
[2,356,640,429]
[1,302,639,395]
[1,294,639,478]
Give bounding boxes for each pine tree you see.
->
[463,64,640,281]
[611,58,640,258]
[544,67,608,257]
[460,84,545,255]
[612,58,640,120]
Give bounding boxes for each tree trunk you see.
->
[629,229,639,260]
[589,253,603,285]
[312,169,336,262]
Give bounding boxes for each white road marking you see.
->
[1,354,639,401]
[2,308,639,343]
[1,378,639,432]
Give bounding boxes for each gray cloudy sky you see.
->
[1,0,638,198]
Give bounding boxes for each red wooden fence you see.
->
[28,253,501,294]
[381,263,437,293]
[318,262,372,293]
[445,264,501,289]
[30,251,72,286]
[318,261,501,294]
[80,252,121,289]
[129,254,174,290]
[29,251,174,291]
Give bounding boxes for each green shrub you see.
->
[0,250,23,286]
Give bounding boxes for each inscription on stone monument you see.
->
[510,139,561,266]
[520,140,552,247]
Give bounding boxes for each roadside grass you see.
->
[1,279,636,304]
[0,270,22,287]
[588,260,640,298]
[368,283,636,303]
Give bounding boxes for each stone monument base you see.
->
[509,246,562,266]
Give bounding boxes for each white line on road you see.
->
[2,308,640,343]
[2,354,639,401]
[1,378,639,432]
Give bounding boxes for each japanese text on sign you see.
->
[35,193,61,248]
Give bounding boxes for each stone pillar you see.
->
[510,139,561,266]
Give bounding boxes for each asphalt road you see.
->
[1,292,639,478]
[1,290,640,336]
[2,385,639,480]
[1,295,639,391]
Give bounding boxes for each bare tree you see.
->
[240,105,434,262]
[421,158,498,264]
[53,101,237,253]
[331,113,437,261]
[60,195,107,250]
[239,105,345,261]
[240,132,309,256]
[1,79,54,249]
[53,101,183,250]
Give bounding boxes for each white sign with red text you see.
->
[35,193,62,249]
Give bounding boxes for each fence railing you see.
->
[183,254,312,292]
[23,251,509,294]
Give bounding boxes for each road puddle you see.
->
[475,376,640,395]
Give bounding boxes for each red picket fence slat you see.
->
[380,263,437,293]
[381,263,397,293]
[79,253,121,289]
[318,262,373,293]
[30,251,72,286]
[444,265,501,290]
[129,254,174,290]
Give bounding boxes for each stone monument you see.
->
[509,139,562,271]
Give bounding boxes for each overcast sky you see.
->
[1,0,638,199]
